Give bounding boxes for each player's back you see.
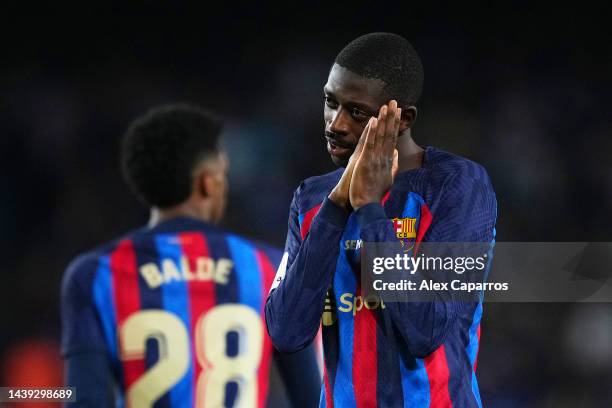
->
[62,216,280,407]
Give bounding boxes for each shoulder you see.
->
[255,241,283,260]
[418,147,495,204]
[228,234,283,258]
[426,147,492,188]
[253,241,284,268]
[218,230,284,268]
[61,252,103,304]
[62,237,125,294]
[420,148,497,222]
[293,168,343,213]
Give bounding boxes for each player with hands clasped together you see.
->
[266,33,497,407]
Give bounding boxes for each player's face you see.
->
[324,63,389,167]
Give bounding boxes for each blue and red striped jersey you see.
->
[61,217,283,407]
[266,146,497,408]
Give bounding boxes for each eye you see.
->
[324,96,338,109]
[350,108,370,121]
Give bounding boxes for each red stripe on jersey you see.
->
[255,250,276,408]
[414,203,433,254]
[314,328,324,374]
[178,232,213,405]
[324,365,334,408]
[300,204,322,240]
[474,324,481,372]
[352,285,378,408]
[110,239,145,390]
[381,190,391,205]
[424,345,453,408]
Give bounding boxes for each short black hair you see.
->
[335,32,424,106]
[121,103,222,208]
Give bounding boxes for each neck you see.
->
[396,130,424,173]
[148,202,210,228]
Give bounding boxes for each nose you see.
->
[328,107,351,135]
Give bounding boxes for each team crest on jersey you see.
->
[393,217,417,238]
[392,217,417,252]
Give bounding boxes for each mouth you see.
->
[325,137,354,157]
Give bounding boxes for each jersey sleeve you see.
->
[284,189,303,269]
[64,353,115,407]
[60,255,109,357]
[265,186,350,353]
[273,344,322,408]
[357,174,497,357]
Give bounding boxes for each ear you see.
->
[399,106,417,132]
[194,169,211,198]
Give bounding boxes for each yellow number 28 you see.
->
[120,305,263,407]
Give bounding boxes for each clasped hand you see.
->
[329,100,401,211]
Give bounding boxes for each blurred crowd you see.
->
[1,4,610,407]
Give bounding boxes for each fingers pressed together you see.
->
[359,100,402,162]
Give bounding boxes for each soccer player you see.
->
[61,104,320,407]
[265,33,497,407]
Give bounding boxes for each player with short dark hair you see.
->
[266,33,496,407]
[121,104,225,210]
[61,104,321,407]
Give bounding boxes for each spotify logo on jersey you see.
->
[322,292,386,326]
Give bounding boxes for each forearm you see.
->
[266,198,349,353]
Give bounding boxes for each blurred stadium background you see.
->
[1,3,611,407]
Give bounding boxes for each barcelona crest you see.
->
[392,217,417,252]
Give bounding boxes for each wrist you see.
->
[355,202,387,227]
[318,197,351,227]
[351,196,379,211]
[328,189,350,210]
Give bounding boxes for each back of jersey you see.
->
[70,217,279,407]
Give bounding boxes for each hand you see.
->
[349,100,402,210]
[328,118,372,210]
